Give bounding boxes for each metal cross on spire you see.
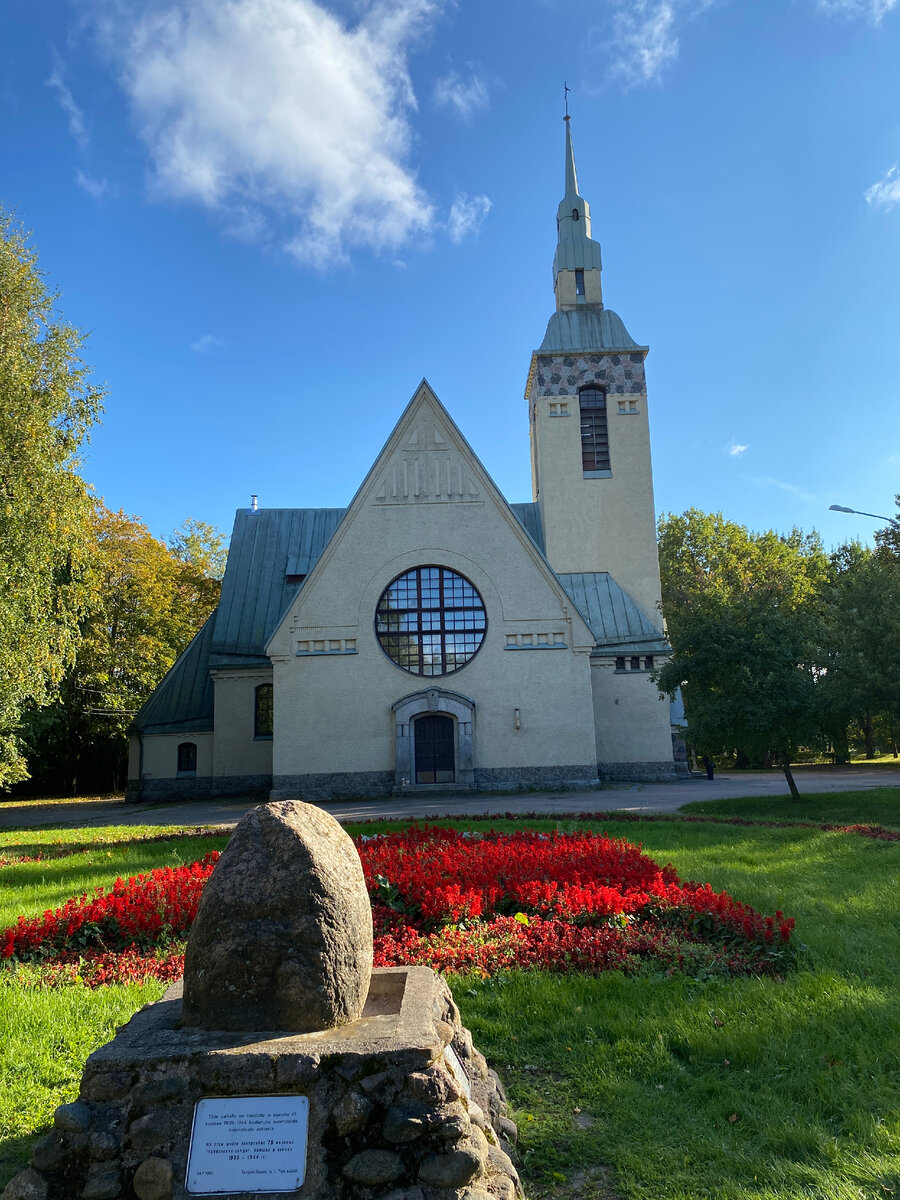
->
[564,81,571,120]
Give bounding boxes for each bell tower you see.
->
[526,116,663,623]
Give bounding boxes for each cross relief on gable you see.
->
[373,418,482,505]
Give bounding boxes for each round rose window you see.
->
[375,566,487,676]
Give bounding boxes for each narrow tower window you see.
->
[255,683,274,738]
[579,387,611,473]
[575,269,585,296]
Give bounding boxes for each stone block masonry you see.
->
[3,968,521,1200]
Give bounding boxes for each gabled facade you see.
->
[127,120,685,803]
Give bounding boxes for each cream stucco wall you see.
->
[590,659,673,764]
[268,392,601,780]
[271,547,598,778]
[532,394,663,622]
[555,268,603,308]
[212,668,274,779]
[138,731,214,781]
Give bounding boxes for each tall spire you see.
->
[564,116,579,200]
[553,116,602,311]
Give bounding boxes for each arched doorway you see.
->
[392,688,475,790]
[414,714,455,783]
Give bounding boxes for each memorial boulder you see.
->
[3,802,522,1200]
[182,801,372,1032]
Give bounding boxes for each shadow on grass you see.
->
[679,787,900,828]
[0,830,229,865]
[0,1128,41,1185]
[0,1130,42,1189]
[462,971,900,1200]
[0,836,230,929]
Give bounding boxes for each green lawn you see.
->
[680,786,900,828]
[1,797,898,1199]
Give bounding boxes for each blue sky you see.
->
[4,0,899,550]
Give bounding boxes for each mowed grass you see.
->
[680,786,900,829]
[0,826,229,930]
[0,797,898,1198]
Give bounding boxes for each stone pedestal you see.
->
[3,968,520,1200]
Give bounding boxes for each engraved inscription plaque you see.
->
[443,1045,471,1100]
[186,1095,309,1195]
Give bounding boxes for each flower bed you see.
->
[0,828,794,987]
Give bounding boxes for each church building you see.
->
[127,119,684,803]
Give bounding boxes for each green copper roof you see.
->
[539,308,644,353]
[132,503,662,734]
[130,612,216,734]
[509,501,545,553]
[553,117,603,281]
[556,572,669,655]
[210,507,346,666]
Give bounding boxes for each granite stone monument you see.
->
[3,802,521,1200]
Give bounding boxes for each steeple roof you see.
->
[553,117,602,281]
[564,116,579,200]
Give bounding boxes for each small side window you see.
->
[177,742,197,777]
[255,683,274,738]
[575,269,585,296]
[644,655,654,670]
[615,656,626,672]
[630,656,641,671]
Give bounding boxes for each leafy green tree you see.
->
[0,212,103,787]
[873,494,900,557]
[22,505,225,794]
[169,518,229,580]
[655,510,828,798]
[818,541,900,760]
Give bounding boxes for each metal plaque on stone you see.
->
[185,1095,309,1195]
[443,1044,471,1100]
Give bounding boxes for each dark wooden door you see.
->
[414,715,455,783]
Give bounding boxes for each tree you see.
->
[21,504,226,794]
[169,518,229,581]
[655,510,828,798]
[818,540,900,760]
[873,494,900,557]
[0,212,104,787]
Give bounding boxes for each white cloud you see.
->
[753,477,818,504]
[446,193,491,243]
[190,334,225,353]
[75,169,113,199]
[600,0,895,90]
[726,441,748,457]
[606,0,682,87]
[814,0,899,20]
[89,0,441,267]
[433,68,489,122]
[46,50,87,146]
[865,164,900,210]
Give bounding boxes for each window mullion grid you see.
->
[439,569,447,674]
[415,567,425,676]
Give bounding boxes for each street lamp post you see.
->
[828,504,899,526]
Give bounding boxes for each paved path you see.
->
[1,767,898,831]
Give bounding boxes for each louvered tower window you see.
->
[579,387,610,473]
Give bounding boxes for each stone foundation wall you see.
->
[272,765,604,802]
[125,776,273,804]
[598,760,690,782]
[472,765,600,791]
[4,968,520,1200]
[271,771,395,802]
